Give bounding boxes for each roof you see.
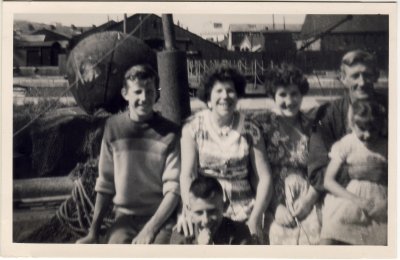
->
[14,20,91,38]
[69,20,117,48]
[31,28,71,40]
[300,15,388,39]
[112,13,227,50]
[229,23,302,32]
[15,34,46,42]
[14,40,67,48]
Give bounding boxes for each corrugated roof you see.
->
[300,15,388,39]
[229,23,302,32]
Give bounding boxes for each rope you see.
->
[56,177,114,237]
[13,14,152,138]
[285,186,312,245]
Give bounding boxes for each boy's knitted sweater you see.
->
[95,111,180,216]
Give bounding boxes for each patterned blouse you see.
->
[252,110,311,212]
[184,109,262,221]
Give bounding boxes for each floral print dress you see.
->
[253,110,321,245]
[185,109,262,222]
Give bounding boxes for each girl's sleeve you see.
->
[328,135,351,163]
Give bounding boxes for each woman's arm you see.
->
[247,135,273,238]
[180,124,198,207]
[175,124,198,237]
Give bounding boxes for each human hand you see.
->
[354,197,375,213]
[76,232,99,244]
[274,204,295,227]
[247,216,264,244]
[367,199,387,219]
[291,196,314,221]
[197,228,213,245]
[173,207,194,237]
[131,226,156,244]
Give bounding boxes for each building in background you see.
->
[70,14,227,59]
[199,21,226,44]
[13,21,89,67]
[297,14,388,71]
[227,23,301,52]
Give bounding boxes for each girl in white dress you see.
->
[321,100,387,245]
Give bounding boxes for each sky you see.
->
[14,13,306,34]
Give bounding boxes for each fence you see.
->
[187,59,268,88]
[13,77,75,107]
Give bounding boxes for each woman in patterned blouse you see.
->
[252,64,321,245]
[176,66,273,243]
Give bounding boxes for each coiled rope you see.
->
[56,174,114,237]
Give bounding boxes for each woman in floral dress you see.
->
[176,66,273,243]
[252,64,321,245]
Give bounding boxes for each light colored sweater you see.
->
[95,111,180,216]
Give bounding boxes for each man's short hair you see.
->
[340,50,379,81]
[189,177,223,200]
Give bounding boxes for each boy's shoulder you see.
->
[151,113,181,135]
[106,111,128,124]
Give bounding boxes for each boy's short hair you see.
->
[351,99,386,131]
[189,177,223,200]
[340,50,379,81]
[123,64,160,91]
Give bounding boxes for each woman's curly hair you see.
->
[264,63,309,98]
[197,66,246,102]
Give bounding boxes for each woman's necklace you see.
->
[212,113,236,137]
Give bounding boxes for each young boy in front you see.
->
[170,177,257,245]
[76,64,180,244]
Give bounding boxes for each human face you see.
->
[189,194,224,236]
[341,63,375,102]
[208,81,238,119]
[274,84,303,117]
[122,79,156,122]
[352,122,380,146]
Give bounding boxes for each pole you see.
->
[157,14,191,125]
[123,14,127,34]
[162,14,176,51]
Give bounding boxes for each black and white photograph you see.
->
[1,1,397,258]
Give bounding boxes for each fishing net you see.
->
[26,109,108,178]
[20,159,115,243]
